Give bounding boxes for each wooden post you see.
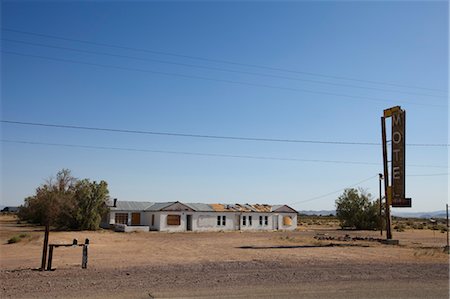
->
[381,116,392,240]
[82,238,89,269]
[40,223,50,270]
[47,245,54,271]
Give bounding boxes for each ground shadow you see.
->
[238,243,370,249]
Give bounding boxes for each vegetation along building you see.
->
[102,199,297,232]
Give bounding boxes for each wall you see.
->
[192,212,236,232]
[275,213,297,231]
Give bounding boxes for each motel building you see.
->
[102,199,298,232]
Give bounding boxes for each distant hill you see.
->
[391,210,447,219]
[298,209,447,219]
[298,210,336,216]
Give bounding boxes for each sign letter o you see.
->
[393,131,402,144]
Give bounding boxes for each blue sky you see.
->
[1,1,448,212]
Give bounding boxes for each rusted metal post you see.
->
[381,116,392,240]
[40,222,50,270]
[47,245,54,271]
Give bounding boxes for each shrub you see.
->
[7,236,21,244]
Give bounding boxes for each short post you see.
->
[46,245,54,271]
[82,238,89,269]
[40,222,50,271]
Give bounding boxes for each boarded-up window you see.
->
[167,215,181,226]
[115,213,128,225]
[283,216,292,226]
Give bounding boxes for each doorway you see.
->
[186,214,192,231]
[131,213,141,226]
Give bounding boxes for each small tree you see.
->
[335,188,380,230]
[74,179,110,230]
[18,169,110,230]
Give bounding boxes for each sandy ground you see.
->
[0,215,448,298]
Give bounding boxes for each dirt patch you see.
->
[1,215,448,298]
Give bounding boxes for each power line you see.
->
[3,38,446,100]
[291,172,449,206]
[407,173,448,177]
[2,120,448,147]
[3,27,446,93]
[290,175,379,205]
[5,50,443,108]
[1,139,447,169]
[0,139,380,166]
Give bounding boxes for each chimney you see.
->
[113,198,117,207]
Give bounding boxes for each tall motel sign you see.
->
[381,106,412,240]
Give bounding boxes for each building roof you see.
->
[110,200,296,213]
[111,201,154,211]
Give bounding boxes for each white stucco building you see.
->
[103,200,297,232]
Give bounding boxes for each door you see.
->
[131,213,141,226]
[235,214,241,230]
[186,214,192,231]
[273,215,279,230]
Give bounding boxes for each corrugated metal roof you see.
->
[145,202,176,211]
[111,201,154,211]
[110,200,296,213]
[184,202,215,212]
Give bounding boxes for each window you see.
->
[243,216,247,226]
[259,216,263,226]
[248,216,252,226]
[167,215,181,226]
[151,214,155,226]
[283,216,293,226]
[115,213,128,225]
[217,216,226,226]
[264,216,268,226]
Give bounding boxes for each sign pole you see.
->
[381,116,392,240]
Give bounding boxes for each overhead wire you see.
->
[290,172,448,206]
[2,120,448,147]
[2,27,446,93]
[4,50,443,108]
[2,38,446,99]
[1,139,447,169]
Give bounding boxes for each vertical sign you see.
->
[390,108,411,207]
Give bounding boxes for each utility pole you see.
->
[446,204,449,254]
[379,173,383,236]
[381,116,392,240]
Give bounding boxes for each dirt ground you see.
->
[0,215,449,298]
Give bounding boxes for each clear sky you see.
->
[1,1,448,212]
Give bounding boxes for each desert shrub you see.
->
[18,233,29,238]
[394,224,405,232]
[335,188,380,230]
[7,236,21,244]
